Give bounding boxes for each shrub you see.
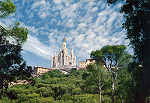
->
[39,97,55,103]
[72,88,82,95]
[61,94,72,101]
[36,87,53,97]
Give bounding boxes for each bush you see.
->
[61,94,72,101]
[7,88,19,99]
[71,94,98,103]
[17,93,40,103]
[0,97,16,103]
[35,87,53,97]
[72,88,82,95]
[39,97,55,103]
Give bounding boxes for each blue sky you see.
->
[0,0,130,68]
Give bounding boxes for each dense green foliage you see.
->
[0,0,145,102]
[0,0,16,18]
[90,45,134,103]
[0,66,134,103]
[0,43,135,103]
[0,0,31,97]
[91,45,131,67]
[107,0,150,101]
[108,0,146,64]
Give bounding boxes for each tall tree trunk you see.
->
[112,81,115,103]
[99,87,102,103]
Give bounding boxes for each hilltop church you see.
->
[34,37,95,75]
[51,37,76,70]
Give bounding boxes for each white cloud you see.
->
[53,0,62,4]
[60,3,78,22]
[57,1,128,61]
[65,19,74,28]
[31,0,46,9]
[39,12,47,19]
[92,7,98,12]
[30,0,52,19]
[23,35,51,60]
[5,0,131,67]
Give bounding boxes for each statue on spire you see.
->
[62,37,67,49]
[63,37,66,42]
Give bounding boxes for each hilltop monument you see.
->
[34,37,95,75]
[51,37,76,70]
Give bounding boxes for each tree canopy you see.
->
[107,0,150,101]
[0,0,30,96]
[0,0,16,18]
[91,45,131,68]
[91,45,132,103]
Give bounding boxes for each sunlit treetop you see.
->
[0,0,16,18]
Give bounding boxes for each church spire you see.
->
[62,37,67,49]
[63,37,66,42]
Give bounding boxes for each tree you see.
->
[107,0,150,101]
[116,68,135,103]
[85,64,110,103]
[0,24,28,95]
[0,0,30,96]
[0,0,16,18]
[91,45,131,67]
[91,45,132,103]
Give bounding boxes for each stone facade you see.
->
[78,59,95,69]
[34,66,50,76]
[51,38,76,69]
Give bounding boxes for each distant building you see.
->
[34,37,96,75]
[78,59,96,69]
[51,37,77,70]
[34,66,50,76]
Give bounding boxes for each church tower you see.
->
[62,37,68,54]
[51,37,76,69]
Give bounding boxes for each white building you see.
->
[51,37,76,70]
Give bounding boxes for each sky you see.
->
[0,0,131,68]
